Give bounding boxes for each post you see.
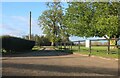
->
[117,7,120,75]
[66,42,68,48]
[64,42,65,49]
[89,40,91,57]
[60,42,61,50]
[69,42,70,49]
[117,39,120,57]
[78,41,80,52]
[29,11,31,40]
[71,42,72,50]
[108,39,110,54]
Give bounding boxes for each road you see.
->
[2,48,118,76]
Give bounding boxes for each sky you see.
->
[1,2,46,37]
[1,2,106,41]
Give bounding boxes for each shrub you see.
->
[1,35,35,52]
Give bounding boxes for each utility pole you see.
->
[29,11,31,40]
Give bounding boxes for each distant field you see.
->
[57,45,119,59]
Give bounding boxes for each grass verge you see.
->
[57,46,119,59]
[72,46,119,59]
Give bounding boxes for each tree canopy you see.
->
[38,2,70,45]
[63,2,120,39]
[38,2,120,44]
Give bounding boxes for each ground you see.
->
[2,47,118,76]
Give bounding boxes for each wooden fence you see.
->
[57,38,120,56]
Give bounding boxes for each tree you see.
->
[64,2,120,39]
[22,34,36,40]
[22,35,29,40]
[64,2,94,37]
[92,2,119,39]
[22,35,51,46]
[38,2,64,46]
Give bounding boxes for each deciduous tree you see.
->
[64,2,120,39]
[38,2,64,46]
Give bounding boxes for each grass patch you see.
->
[56,45,119,59]
[32,46,41,50]
[71,46,119,59]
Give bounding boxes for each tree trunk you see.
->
[51,42,54,46]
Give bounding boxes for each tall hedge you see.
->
[1,36,35,52]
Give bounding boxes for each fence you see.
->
[88,38,119,56]
[57,38,120,56]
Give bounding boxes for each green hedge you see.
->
[1,36,35,52]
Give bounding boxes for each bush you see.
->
[1,35,35,52]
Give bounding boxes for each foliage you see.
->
[92,2,119,38]
[38,36,51,46]
[1,35,35,52]
[38,2,70,45]
[22,35,51,46]
[64,2,120,38]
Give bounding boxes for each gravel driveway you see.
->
[2,48,118,76]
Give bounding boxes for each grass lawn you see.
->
[72,46,119,59]
[32,46,41,50]
[57,45,119,59]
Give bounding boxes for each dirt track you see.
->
[2,48,118,76]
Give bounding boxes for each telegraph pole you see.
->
[29,11,31,40]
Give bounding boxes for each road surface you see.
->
[2,48,118,76]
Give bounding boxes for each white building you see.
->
[86,40,90,48]
[117,40,120,45]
